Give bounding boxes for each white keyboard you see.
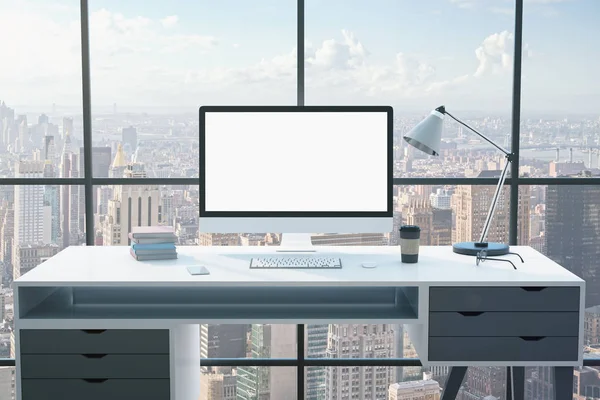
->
[250,256,342,269]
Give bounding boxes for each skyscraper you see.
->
[237,324,297,400]
[388,379,441,400]
[122,126,138,153]
[101,162,160,245]
[13,160,47,246]
[453,171,530,245]
[200,324,247,359]
[306,324,328,400]
[80,146,112,219]
[545,173,600,307]
[325,324,396,400]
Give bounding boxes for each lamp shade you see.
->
[403,109,444,156]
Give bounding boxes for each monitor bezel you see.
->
[199,105,393,218]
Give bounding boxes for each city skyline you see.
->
[0,0,598,112]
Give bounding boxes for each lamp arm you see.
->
[444,110,511,156]
[478,156,511,244]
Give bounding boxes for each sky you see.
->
[0,0,598,114]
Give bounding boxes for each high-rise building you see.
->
[79,146,112,178]
[79,146,112,216]
[43,185,60,244]
[200,367,237,400]
[311,233,387,246]
[545,174,600,307]
[60,133,83,247]
[453,171,530,245]
[200,324,247,359]
[0,205,14,280]
[110,143,128,178]
[388,379,441,400]
[585,306,600,346]
[430,189,451,210]
[101,162,160,246]
[237,324,297,400]
[0,366,14,400]
[306,324,329,400]
[458,367,505,400]
[14,160,47,248]
[525,367,554,400]
[122,126,138,152]
[12,243,59,281]
[62,117,73,140]
[573,367,600,400]
[402,198,451,246]
[325,324,396,400]
[199,233,240,247]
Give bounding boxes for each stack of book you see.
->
[129,226,178,261]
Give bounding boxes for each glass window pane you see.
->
[519,184,600,360]
[1,185,85,283]
[0,1,83,178]
[0,367,14,400]
[200,366,296,400]
[89,0,296,178]
[520,1,599,177]
[305,0,515,178]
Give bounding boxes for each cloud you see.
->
[89,9,217,56]
[474,31,514,77]
[490,6,514,15]
[160,15,178,28]
[305,29,368,69]
[474,31,532,77]
[450,0,478,9]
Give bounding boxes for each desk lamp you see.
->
[403,105,513,256]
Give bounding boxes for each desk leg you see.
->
[441,367,468,400]
[506,367,525,400]
[171,324,201,400]
[553,367,574,400]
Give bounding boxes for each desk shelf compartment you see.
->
[19,285,419,321]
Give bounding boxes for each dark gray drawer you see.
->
[21,354,170,379]
[428,336,578,362]
[20,329,169,354]
[21,379,170,400]
[429,311,579,337]
[429,286,580,312]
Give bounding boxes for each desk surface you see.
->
[14,245,583,287]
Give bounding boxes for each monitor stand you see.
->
[277,233,317,253]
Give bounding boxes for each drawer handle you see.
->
[82,354,107,359]
[519,336,545,341]
[521,287,547,292]
[458,312,484,317]
[81,329,107,334]
[83,379,108,383]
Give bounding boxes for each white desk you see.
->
[13,245,584,400]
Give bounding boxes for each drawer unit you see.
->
[427,286,581,363]
[429,286,580,312]
[20,329,169,354]
[21,379,170,400]
[428,336,579,362]
[21,354,170,379]
[429,311,579,337]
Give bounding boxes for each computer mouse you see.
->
[361,262,377,268]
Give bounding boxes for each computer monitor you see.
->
[199,106,393,243]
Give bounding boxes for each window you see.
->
[520,0,599,178]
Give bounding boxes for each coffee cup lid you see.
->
[400,225,420,232]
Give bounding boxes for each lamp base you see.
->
[452,242,510,256]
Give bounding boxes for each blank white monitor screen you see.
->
[203,110,389,213]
